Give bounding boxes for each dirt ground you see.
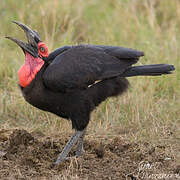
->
[0,129,179,180]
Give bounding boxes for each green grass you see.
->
[0,0,179,155]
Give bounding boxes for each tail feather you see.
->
[121,64,175,77]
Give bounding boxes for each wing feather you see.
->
[43,45,143,92]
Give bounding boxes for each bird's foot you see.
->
[75,147,85,157]
[54,130,84,164]
[75,128,86,157]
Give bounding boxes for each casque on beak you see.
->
[6,21,41,57]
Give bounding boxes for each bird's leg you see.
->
[55,130,84,164]
[75,128,86,157]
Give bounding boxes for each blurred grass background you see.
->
[0,0,179,155]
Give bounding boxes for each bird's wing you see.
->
[43,45,144,92]
[92,45,144,60]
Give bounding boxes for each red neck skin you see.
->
[18,52,44,88]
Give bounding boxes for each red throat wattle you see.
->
[18,42,49,87]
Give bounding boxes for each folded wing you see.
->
[43,45,144,92]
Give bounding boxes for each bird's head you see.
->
[6,21,49,88]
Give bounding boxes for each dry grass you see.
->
[0,0,180,178]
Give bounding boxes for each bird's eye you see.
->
[38,42,49,57]
[40,46,45,52]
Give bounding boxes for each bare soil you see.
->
[0,129,179,180]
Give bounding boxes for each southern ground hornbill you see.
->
[6,21,175,164]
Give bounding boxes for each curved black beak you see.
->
[6,21,41,57]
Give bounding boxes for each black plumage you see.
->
[43,45,141,92]
[22,44,138,131]
[7,21,175,164]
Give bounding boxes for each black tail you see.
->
[121,64,175,77]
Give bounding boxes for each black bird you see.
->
[6,21,175,164]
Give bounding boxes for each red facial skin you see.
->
[18,42,49,88]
